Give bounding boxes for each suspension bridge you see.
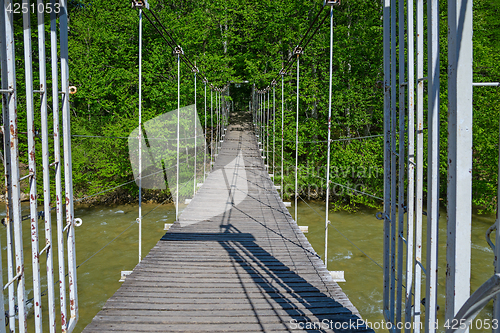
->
[82,109,370,332]
[1,0,500,332]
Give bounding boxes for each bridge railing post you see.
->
[0,1,80,331]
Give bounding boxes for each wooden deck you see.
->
[83,111,372,332]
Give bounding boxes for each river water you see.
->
[0,201,496,332]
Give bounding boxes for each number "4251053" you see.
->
[6,2,61,14]
[444,318,499,330]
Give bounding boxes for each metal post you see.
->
[425,0,440,331]
[260,91,266,153]
[193,69,197,194]
[414,0,424,330]
[263,91,266,160]
[382,0,391,323]
[396,0,406,328]
[325,6,334,268]
[61,0,79,328]
[267,90,270,165]
[0,0,9,329]
[204,81,207,181]
[294,50,301,222]
[281,73,284,198]
[273,85,275,177]
[23,4,42,331]
[51,0,67,326]
[405,0,415,327]
[215,91,218,155]
[176,52,180,220]
[495,125,500,333]
[37,2,56,330]
[6,0,28,330]
[211,88,213,170]
[216,91,219,154]
[446,0,472,324]
[390,0,397,323]
[138,7,142,263]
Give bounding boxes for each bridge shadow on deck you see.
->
[160,228,372,332]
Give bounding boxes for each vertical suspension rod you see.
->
[0,0,9,327]
[325,6,334,267]
[414,0,424,330]
[281,73,284,199]
[204,81,207,181]
[405,0,416,327]
[294,49,301,222]
[396,0,406,328]
[272,84,275,177]
[389,0,397,323]
[210,88,213,170]
[382,0,391,323]
[193,68,197,194]
[23,3,42,330]
[138,7,143,263]
[37,3,56,330]
[176,51,180,220]
[425,0,440,330]
[51,0,67,326]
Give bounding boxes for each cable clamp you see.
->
[173,46,184,55]
[279,68,286,76]
[293,46,303,56]
[192,66,199,73]
[324,0,340,6]
[131,0,149,9]
[271,79,277,86]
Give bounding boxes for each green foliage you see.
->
[57,0,500,212]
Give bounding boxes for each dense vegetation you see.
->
[6,0,500,212]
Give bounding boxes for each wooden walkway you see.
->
[83,111,372,332]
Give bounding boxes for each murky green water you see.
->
[294,201,496,333]
[0,200,496,332]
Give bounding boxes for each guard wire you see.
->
[297,194,383,270]
[26,176,197,305]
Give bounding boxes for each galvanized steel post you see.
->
[204,81,207,181]
[281,71,284,198]
[51,0,68,326]
[446,0,472,324]
[414,0,425,330]
[396,0,406,327]
[389,0,397,323]
[193,67,198,194]
[382,0,391,322]
[272,84,275,176]
[176,49,181,220]
[294,48,301,223]
[37,2,56,330]
[138,6,143,263]
[324,5,334,268]
[61,0,79,328]
[405,0,416,327]
[211,87,213,170]
[23,4,42,330]
[425,0,441,331]
[0,0,10,329]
